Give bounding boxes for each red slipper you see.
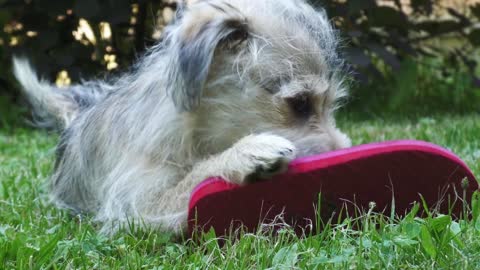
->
[188,140,478,236]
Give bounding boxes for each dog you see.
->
[13,0,351,235]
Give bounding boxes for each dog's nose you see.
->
[293,128,351,157]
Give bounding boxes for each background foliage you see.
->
[1,0,480,125]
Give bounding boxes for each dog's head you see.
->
[163,0,351,156]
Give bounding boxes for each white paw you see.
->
[227,134,296,184]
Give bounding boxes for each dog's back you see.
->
[13,58,116,213]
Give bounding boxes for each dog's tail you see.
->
[13,57,104,129]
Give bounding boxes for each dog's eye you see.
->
[286,93,314,120]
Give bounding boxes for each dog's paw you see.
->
[228,133,296,184]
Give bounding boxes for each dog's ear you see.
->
[167,9,248,111]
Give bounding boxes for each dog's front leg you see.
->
[159,133,296,233]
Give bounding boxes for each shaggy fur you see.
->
[13,0,351,235]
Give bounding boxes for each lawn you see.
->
[0,113,479,269]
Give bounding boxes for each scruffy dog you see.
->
[13,0,351,235]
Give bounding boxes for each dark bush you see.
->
[317,0,480,84]
[0,0,479,119]
[314,0,480,114]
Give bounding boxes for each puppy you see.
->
[13,0,351,235]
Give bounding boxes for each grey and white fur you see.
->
[13,0,351,235]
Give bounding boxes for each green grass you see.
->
[1,113,479,269]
